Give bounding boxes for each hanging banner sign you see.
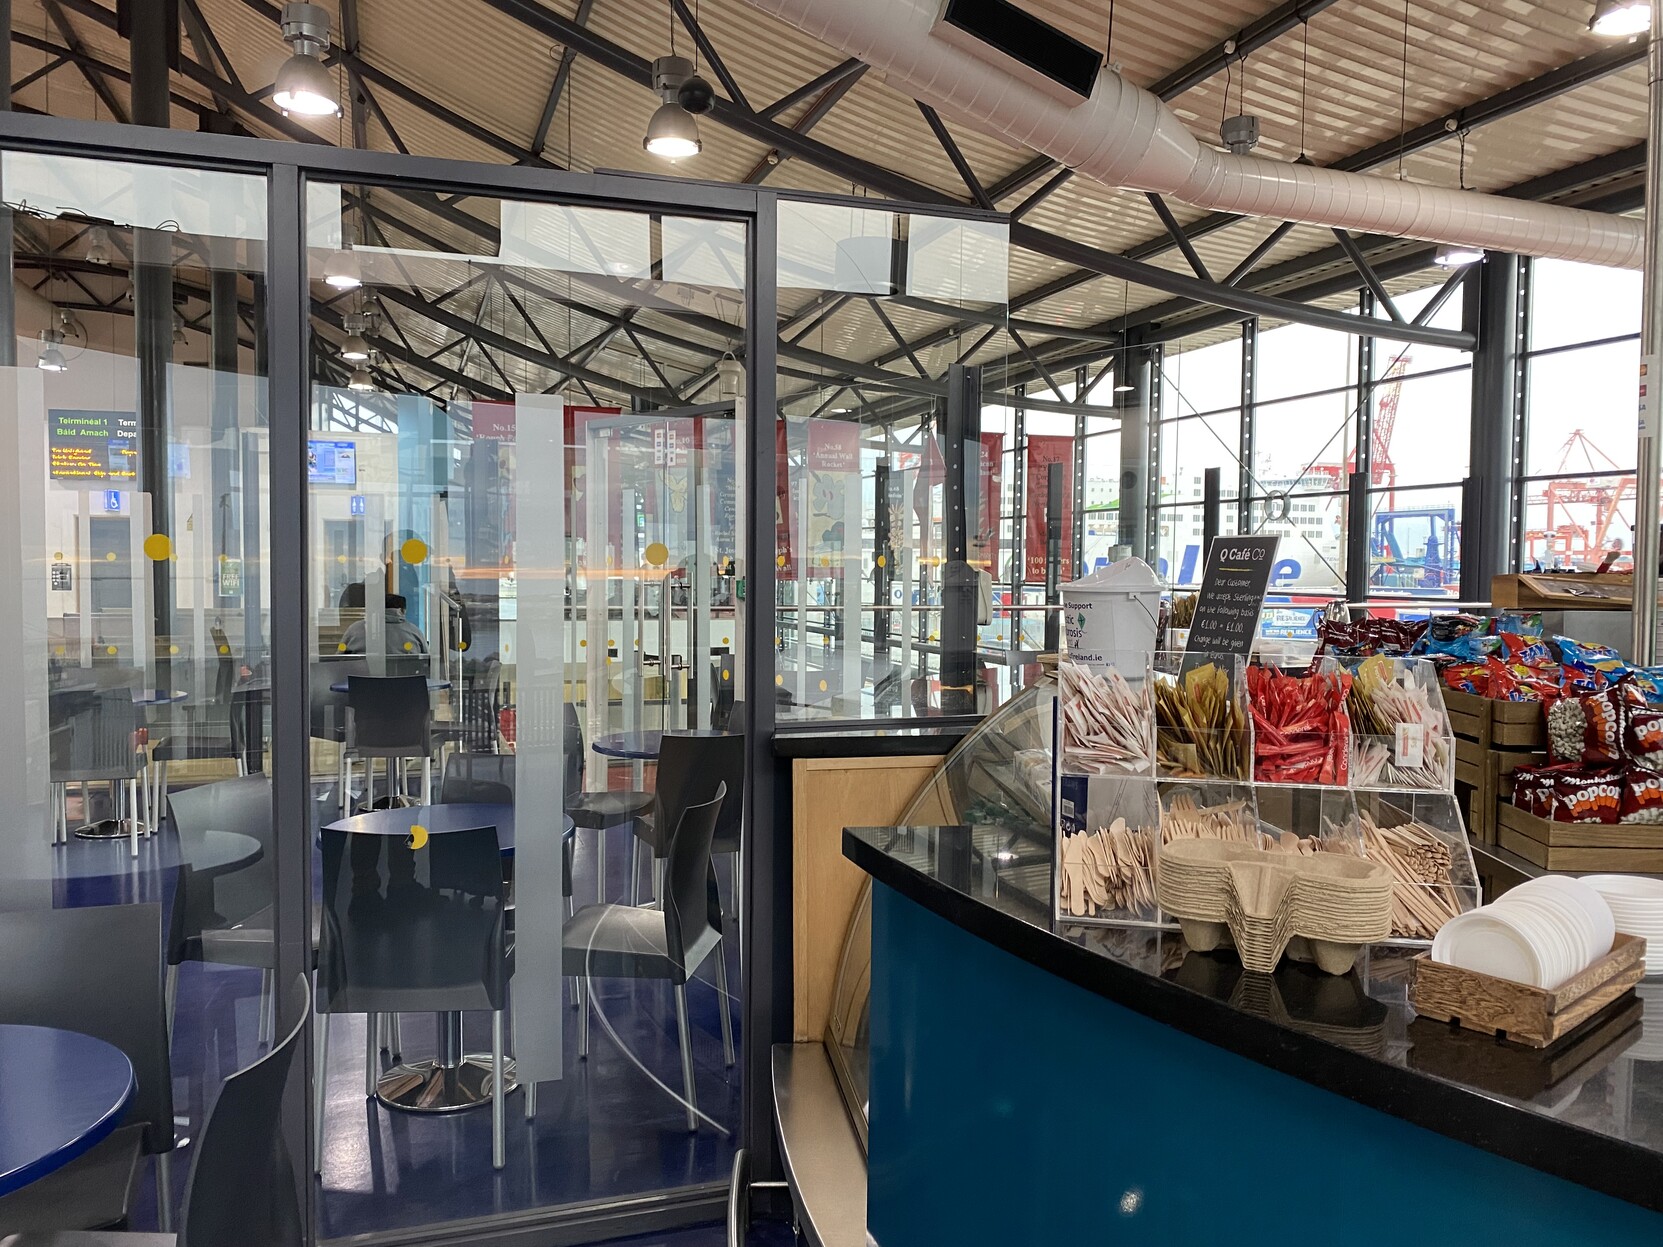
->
[1024,434,1074,584]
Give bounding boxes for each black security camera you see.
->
[677,74,715,115]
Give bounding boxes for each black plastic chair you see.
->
[164,775,282,1046]
[564,782,731,1133]
[561,704,654,902]
[1,974,312,1247]
[439,752,514,805]
[50,685,145,856]
[315,823,513,1169]
[0,905,174,1234]
[345,674,434,811]
[630,732,745,906]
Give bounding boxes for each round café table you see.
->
[329,678,452,693]
[591,728,732,760]
[0,1025,134,1196]
[320,803,573,1112]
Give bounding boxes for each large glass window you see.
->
[1521,258,1641,570]
[775,201,1010,722]
[305,181,749,1236]
[0,150,280,1231]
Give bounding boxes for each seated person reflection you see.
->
[340,592,429,662]
[339,529,472,653]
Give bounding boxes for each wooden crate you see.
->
[1495,802,1663,872]
[1453,738,1547,844]
[1411,933,1647,1048]
[1441,688,1547,750]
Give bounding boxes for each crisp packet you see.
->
[1556,636,1626,684]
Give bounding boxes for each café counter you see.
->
[845,824,1663,1247]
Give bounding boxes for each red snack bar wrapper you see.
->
[1626,707,1663,769]
[1622,766,1663,823]
[1554,769,1624,824]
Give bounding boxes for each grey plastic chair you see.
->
[165,775,282,1046]
[49,685,145,856]
[0,904,174,1234]
[0,974,311,1247]
[439,752,514,805]
[344,674,434,810]
[315,823,513,1169]
[629,732,745,906]
[564,782,731,1133]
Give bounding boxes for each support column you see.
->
[1464,254,1521,602]
[0,0,14,368]
[1239,319,1258,532]
[1635,0,1663,664]
[1119,343,1156,561]
[940,363,979,716]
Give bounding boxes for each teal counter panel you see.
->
[868,882,1663,1247]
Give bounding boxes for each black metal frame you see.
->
[0,105,783,1247]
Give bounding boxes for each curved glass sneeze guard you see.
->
[824,679,1056,1150]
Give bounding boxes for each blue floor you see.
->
[51,788,745,1243]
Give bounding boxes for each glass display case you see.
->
[824,678,1056,1149]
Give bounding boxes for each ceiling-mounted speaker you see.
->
[935,0,1100,104]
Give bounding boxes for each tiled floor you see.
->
[61,797,745,1242]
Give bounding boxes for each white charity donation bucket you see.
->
[1061,557,1161,662]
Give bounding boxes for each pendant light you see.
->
[348,349,379,392]
[1434,243,1483,268]
[272,3,342,117]
[84,227,112,266]
[644,56,701,160]
[323,228,362,290]
[340,306,374,361]
[1590,0,1649,35]
[36,327,67,372]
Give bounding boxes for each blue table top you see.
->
[322,803,574,854]
[591,728,732,760]
[0,1024,134,1197]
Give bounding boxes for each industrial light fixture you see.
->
[644,56,702,160]
[348,350,379,392]
[716,353,743,400]
[272,3,341,117]
[323,233,361,290]
[1590,0,1650,36]
[340,306,375,360]
[36,327,67,373]
[37,308,79,372]
[84,227,112,266]
[1434,242,1484,268]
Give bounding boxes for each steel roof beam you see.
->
[532,0,594,157]
[759,57,864,119]
[670,0,752,113]
[917,101,994,210]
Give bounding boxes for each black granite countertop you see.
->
[844,823,1663,1215]
[772,725,971,759]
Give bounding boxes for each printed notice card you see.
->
[1182,535,1281,670]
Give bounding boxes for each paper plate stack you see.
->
[1431,876,1615,990]
[1156,839,1393,975]
[1582,875,1663,979]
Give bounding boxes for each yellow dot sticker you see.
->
[722,636,730,645]
[337,554,347,564]
[406,823,429,850]
[580,639,587,647]
[775,674,784,686]
[105,552,117,563]
[400,537,429,565]
[337,642,348,652]
[723,670,731,681]
[105,645,117,656]
[819,679,828,692]
[52,551,63,561]
[168,644,179,655]
[219,644,230,655]
[459,640,468,651]
[143,533,172,561]
[876,554,886,568]
[776,555,786,568]
[644,541,669,567]
[403,641,414,651]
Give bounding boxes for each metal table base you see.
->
[375,1012,516,1113]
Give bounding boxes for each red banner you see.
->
[978,432,1003,573]
[1024,435,1074,583]
[776,418,796,578]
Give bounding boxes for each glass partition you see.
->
[0,149,282,1229]
[775,200,1013,723]
[305,179,748,1237]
